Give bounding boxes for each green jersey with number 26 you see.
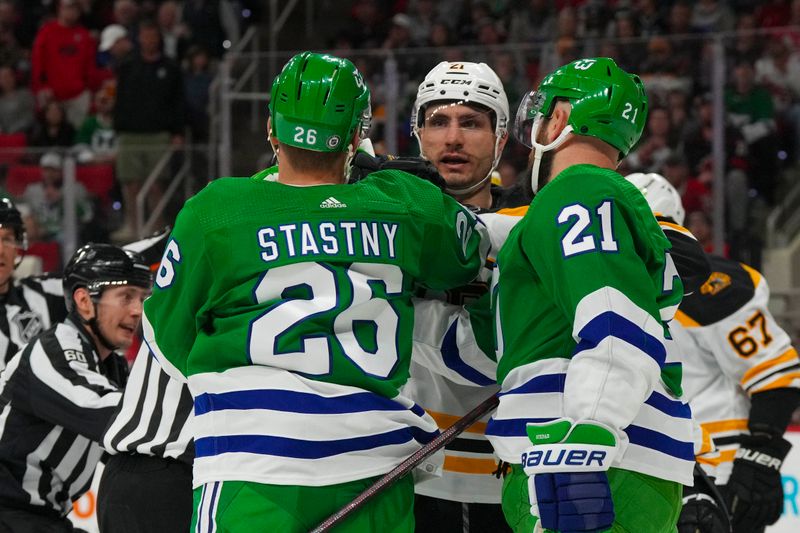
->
[141,166,488,488]
[143,166,486,398]
[486,164,696,486]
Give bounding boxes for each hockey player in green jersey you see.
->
[485,58,696,532]
[141,51,489,533]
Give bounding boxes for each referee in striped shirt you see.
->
[0,198,67,370]
[0,243,152,533]
[98,342,194,533]
[98,228,195,533]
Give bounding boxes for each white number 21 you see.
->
[558,201,618,257]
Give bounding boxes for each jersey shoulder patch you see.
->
[678,255,757,326]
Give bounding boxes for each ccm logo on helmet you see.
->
[440,79,472,85]
[521,449,608,468]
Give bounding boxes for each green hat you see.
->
[269,51,371,153]
[515,57,647,157]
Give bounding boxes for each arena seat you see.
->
[0,133,27,166]
[5,164,42,197]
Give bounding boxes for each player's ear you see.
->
[547,103,570,143]
[266,117,279,157]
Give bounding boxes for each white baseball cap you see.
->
[99,24,128,52]
[40,152,63,169]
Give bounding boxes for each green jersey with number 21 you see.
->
[486,164,696,486]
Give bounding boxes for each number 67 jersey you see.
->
[672,255,800,483]
[141,167,489,488]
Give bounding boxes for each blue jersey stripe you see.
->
[441,319,495,386]
[485,417,555,437]
[194,425,439,459]
[625,425,694,461]
[193,389,409,416]
[644,392,692,419]
[498,374,565,396]
[575,311,667,367]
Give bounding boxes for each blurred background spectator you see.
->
[23,152,95,249]
[29,101,75,149]
[75,84,117,165]
[30,0,99,129]
[112,20,184,243]
[0,65,34,135]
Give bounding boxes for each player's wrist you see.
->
[521,418,619,475]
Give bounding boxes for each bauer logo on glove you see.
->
[521,418,619,475]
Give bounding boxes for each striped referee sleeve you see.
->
[103,342,194,463]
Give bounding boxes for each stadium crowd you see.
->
[332,0,800,270]
[0,0,242,269]
[0,0,797,272]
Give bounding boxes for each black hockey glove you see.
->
[678,466,730,533]
[724,431,791,532]
[349,152,447,190]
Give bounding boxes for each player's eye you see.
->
[425,115,449,129]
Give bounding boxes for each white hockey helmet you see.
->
[626,172,686,226]
[412,61,509,197]
[412,61,509,138]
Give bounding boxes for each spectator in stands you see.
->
[75,84,117,164]
[626,106,678,173]
[113,20,184,243]
[346,0,387,50]
[755,36,800,159]
[554,5,579,40]
[726,59,780,203]
[683,92,747,176]
[184,45,212,143]
[607,9,645,73]
[540,36,580,80]
[633,0,667,37]
[29,101,76,149]
[157,0,190,61]
[667,89,695,142]
[661,153,697,209]
[405,0,438,47]
[30,0,99,129]
[97,23,132,71]
[182,0,240,58]
[112,0,140,38]
[0,1,24,51]
[686,210,729,257]
[729,12,763,66]
[455,1,495,44]
[23,152,94,246]
[691,0,735,33]
[579,0,611,41]
[0,65,34,135]
[666,1,700,75]
[0,1,27,73]
[507,0,554,44]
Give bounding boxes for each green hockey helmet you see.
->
[269,51,371,153]
[513,57,647,192]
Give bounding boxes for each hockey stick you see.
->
[309,393,500,533]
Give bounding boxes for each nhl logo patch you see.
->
[326,136,341,149]
[12,311,44,343]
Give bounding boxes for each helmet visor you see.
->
[513,90,545,148]
[359,98,372,138]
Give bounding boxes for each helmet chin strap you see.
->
[529,117,573,193]
[74,304,120,352]
[343,142,356,183]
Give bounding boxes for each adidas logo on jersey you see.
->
[320,197,347,208]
